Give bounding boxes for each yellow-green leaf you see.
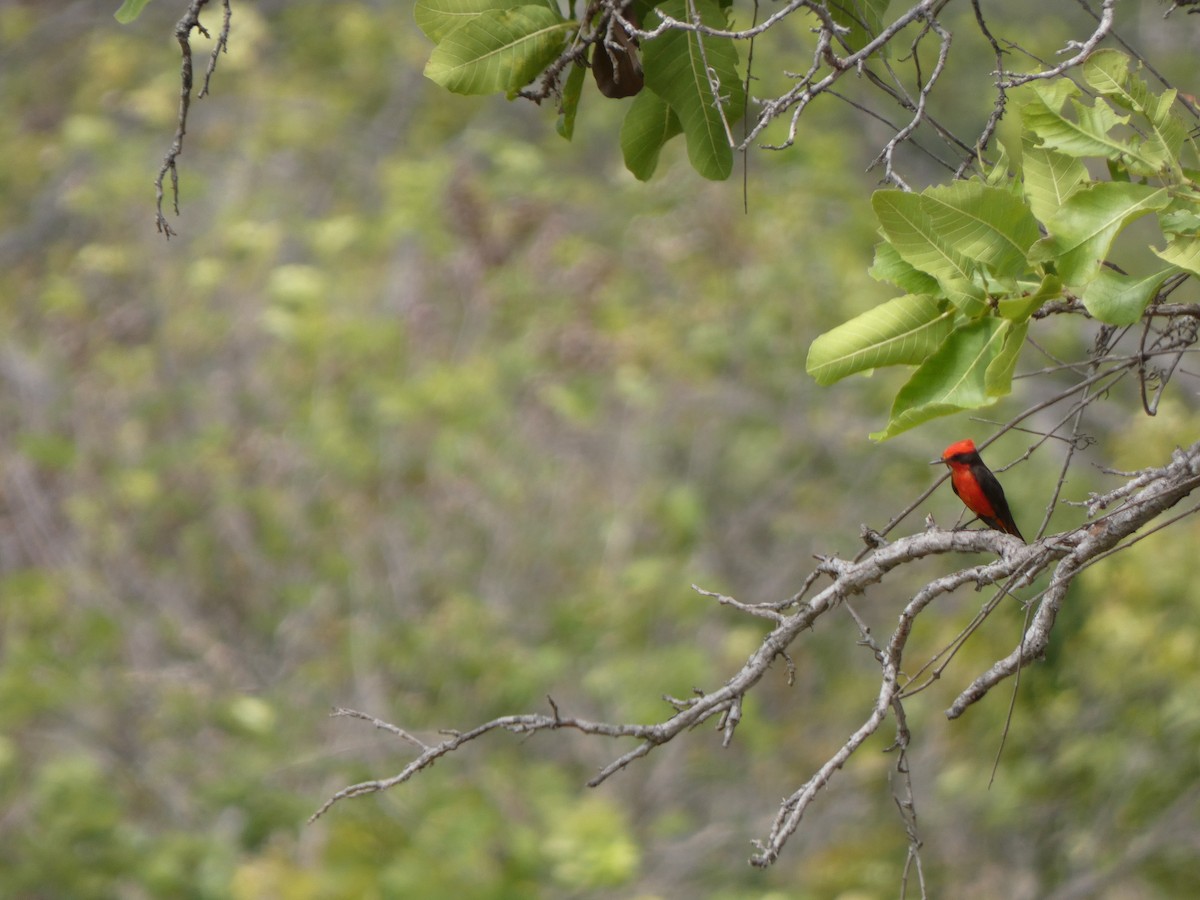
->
[424,7,571,96]
[806,294,954,386]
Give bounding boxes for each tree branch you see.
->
[313,440,1200,865]
[154,0,231,238]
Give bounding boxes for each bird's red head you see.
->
[941,439,977,462]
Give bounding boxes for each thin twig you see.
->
[154,0,231,238]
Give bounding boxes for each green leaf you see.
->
[1082,267,1173,325]
[868,241,940,295]
[424,7,572,95]
[1028,182,1170,288]
[806,294,954,386]
[415,0,546,43]
[870,317,1012,441]
[1083,50,1145,111]
[114,0,154,23]
[872,190,987,317]
[1158,200,1200,238]
[985,320,1028,397]
[919,181,1041,277]
[1083,49,1185,179]
[1018,73,1177,178]
[998,274,1062,323]
[642,0,744,181]
[1106,157,1132,183]
[1154,234,1200,278]
[556,62,586,140]
[1019,79,1132,161]
[620,90,684,181]
[1021,134,1088,225]
[982,140,1016,190]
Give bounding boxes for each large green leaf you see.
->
[641,0,744,180]
[620,90,684,181]
[870,317,1013,441]
[1082,267,1174,325]
[872,190,987,316]
[1018,74,1178,178]
[415,0,551,42]
[1021,134,1088,225]
[1083,49,1185,179]
[424,6,572,96]
[919,181,1041,277]
[806,293,954,386]
[1018,80,1133,162]
[1028,182,1169,287]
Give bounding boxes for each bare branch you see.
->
[309,701,669,823]
[997,0,1115,87]
[948,443,1200,717]
[328,707,431,751]
[314,438,1200,865]
[619,0,823,42]
[275,0,1200,877]
[155,0,232,239]
[869,12,952,189]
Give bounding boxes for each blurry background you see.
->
[2,1,1200,896]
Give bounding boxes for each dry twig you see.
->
[312,438,1200,865]
[154,0,231,238]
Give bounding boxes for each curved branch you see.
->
[948,442,1200,717]
[997,0,1116,88]
[313,440,1200,866]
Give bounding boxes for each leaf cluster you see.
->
[807,50,1200,439]
[415,0,745,179]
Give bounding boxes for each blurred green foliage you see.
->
[1,1,1198,897]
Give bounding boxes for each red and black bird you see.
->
[934,439,1025,541]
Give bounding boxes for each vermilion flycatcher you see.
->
[934,439,1025,541]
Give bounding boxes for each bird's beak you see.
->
[929,458,945,466]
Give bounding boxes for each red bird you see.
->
[934,439,1025,541]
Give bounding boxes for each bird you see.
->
[933,439,1025,541]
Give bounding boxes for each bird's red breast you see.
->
[948,464,1001,521]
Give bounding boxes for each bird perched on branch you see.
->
[934,439,1025,541]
